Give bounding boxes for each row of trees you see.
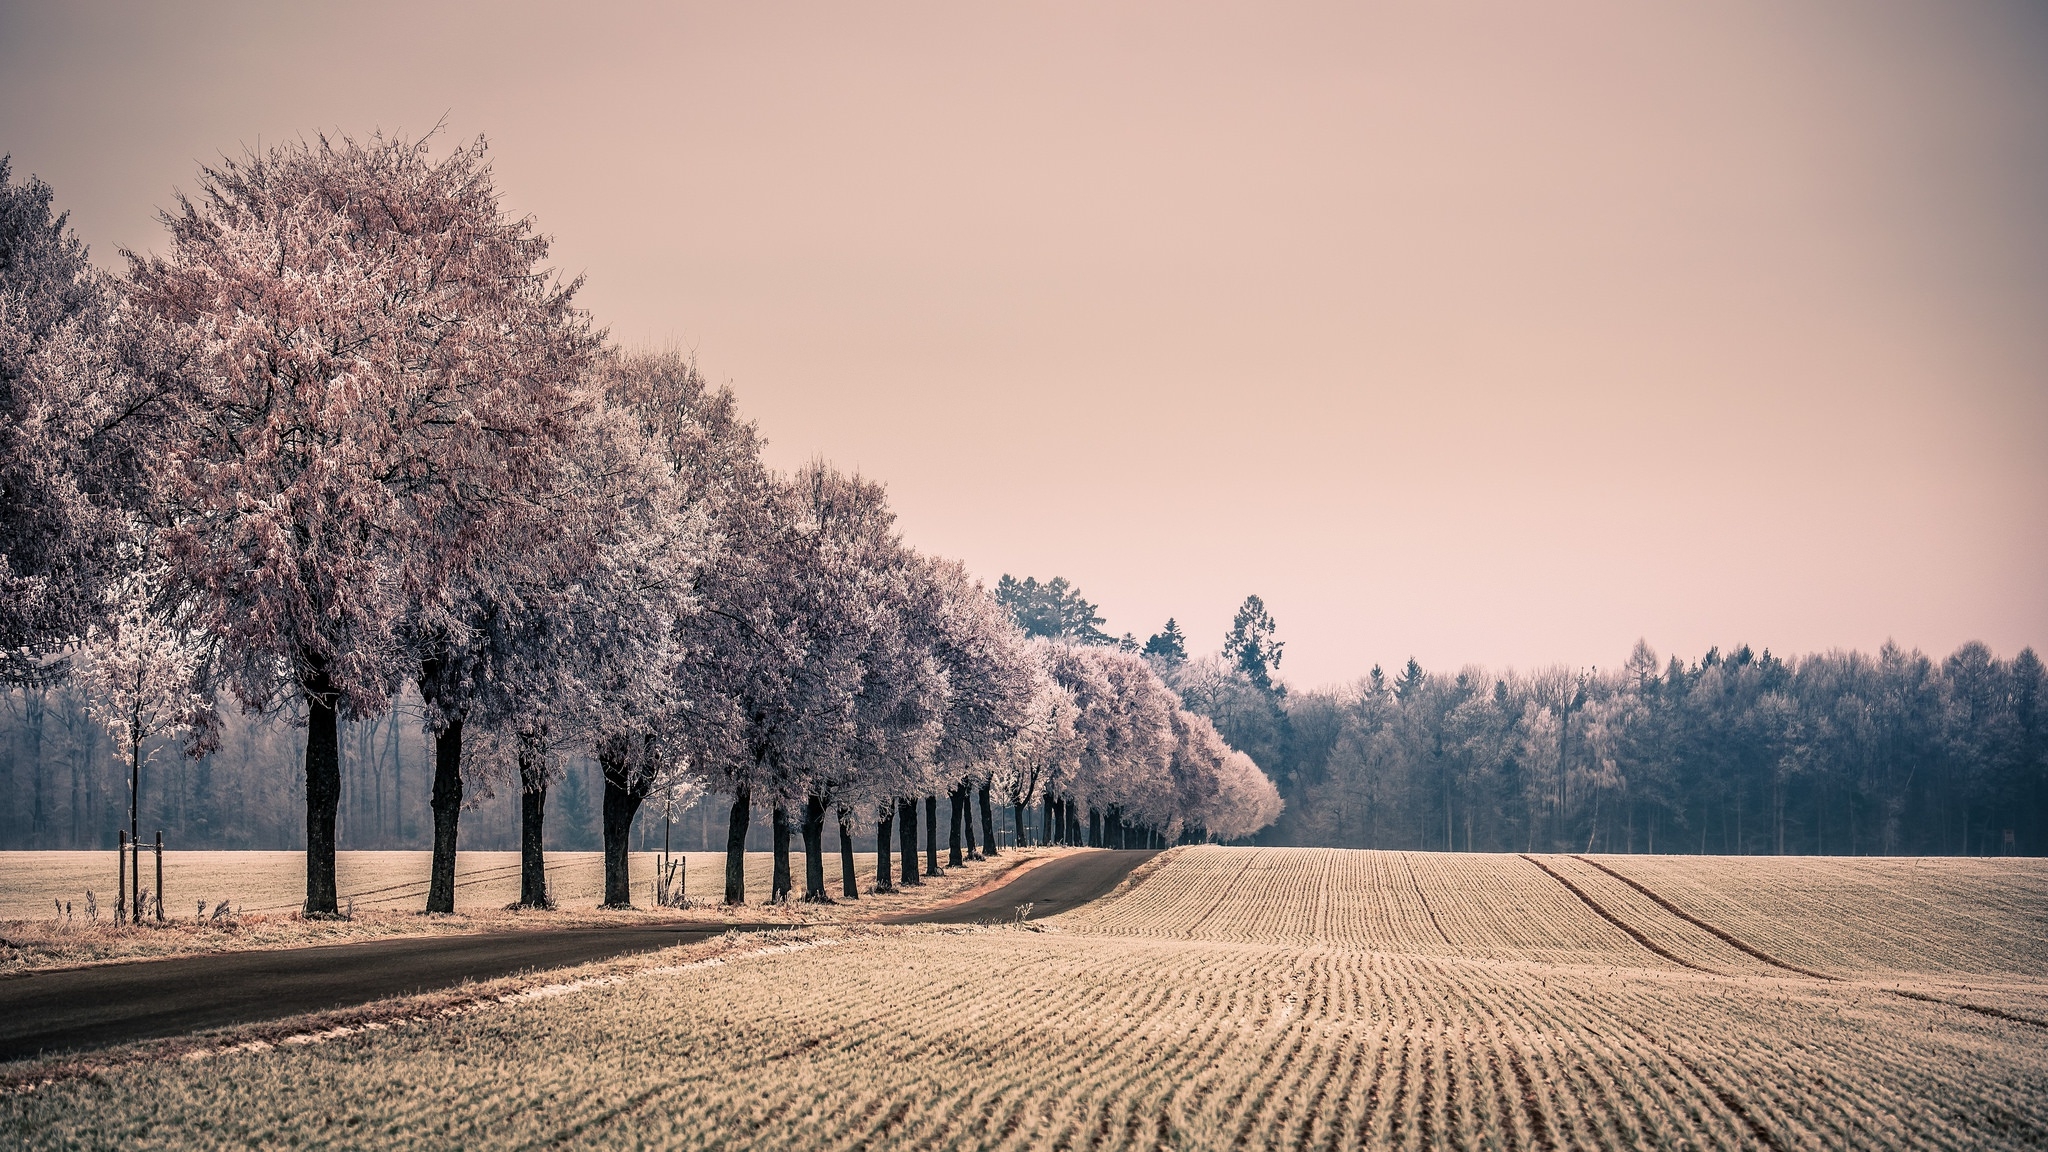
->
[0,137,1281,913]
[1177,636,2047,857]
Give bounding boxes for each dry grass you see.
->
[5,847,2045,1150]
[0,848,1062,973]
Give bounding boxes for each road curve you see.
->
[881,848,1157,925]
[0,849,1158,1062]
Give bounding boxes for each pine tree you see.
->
[1223,596,1285,693]
[1143,619,1187,664]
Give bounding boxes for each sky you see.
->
[4,0,2044,688]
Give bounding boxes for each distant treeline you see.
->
[1174,640,2046,857]
[6,626,2041,858]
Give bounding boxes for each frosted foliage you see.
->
[459,391,702,786]
[1019,638,1282,839]
[915,557,1035,796]
[24,126,1283,846]
[992,656,1076,812]
[670,462,911,807]
[71,563,211,763]
[126,133,597,715]
[0,159,148,683]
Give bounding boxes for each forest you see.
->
[0,137,1279,915]
[1181,637,2047,858]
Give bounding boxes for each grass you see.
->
[4,847,2045,1149]
[0,847,1060,973]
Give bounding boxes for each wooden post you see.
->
[154,831,164,922]
[117,830,128,925]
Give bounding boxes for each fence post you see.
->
[117,831,128,926]
[154,831,165,923]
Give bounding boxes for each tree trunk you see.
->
[771,804,793,903]
[1088,806,1101,848]
[600,767,641,908]
[801,794,831,903]
[898,798,921,886]
[948,785,966,867]
[519,781,549,908]
[428,717,468,906]
[981,781,1000,856]
[303,676,342,916]
[837,805,860,899]
[128,731,141,922]
[426,719,463,914]
[924,794,941,874]
[875,803,895,892]
[724,787,750,905]
[962,783,979,858]
[1013,802,1028,851]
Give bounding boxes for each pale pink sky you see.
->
[4,0,2044,687]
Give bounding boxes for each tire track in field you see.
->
[1885,987,2048,1030]
[1576,856,2048,1033]
[1518,856,1718,974]
[1571,856,1834,980]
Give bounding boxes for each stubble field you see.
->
[6,846,2045,1150]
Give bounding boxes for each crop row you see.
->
[11,922,2046,1150]
[1592,854,2048,978]
[1065,847,2048,982]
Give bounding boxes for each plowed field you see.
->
[7,847,2045,1150]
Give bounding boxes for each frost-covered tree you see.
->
[669,462,898,904]
[73,558,213,919]
[775,466,915,902]
[127,133,596,914]
[994,655,1078,846]
[0,159,160,688]
[910,558,1034,867]
[809,557,932,899]
[459,392,696,909]
[598,349,763,904]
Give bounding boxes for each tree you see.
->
[1142,619,1187,665]
[484,393,695,909]
[588,350,755,906]
[0,158,157,688]
[670,462,902,905]
[993,652,1076,847]
[918,559,1035,866]
[1223,595,1285,693]
[127,133,595,914]
[995,575,1111,644]
[72,558,213,920]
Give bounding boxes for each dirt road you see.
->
[0,849,1157,1062]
